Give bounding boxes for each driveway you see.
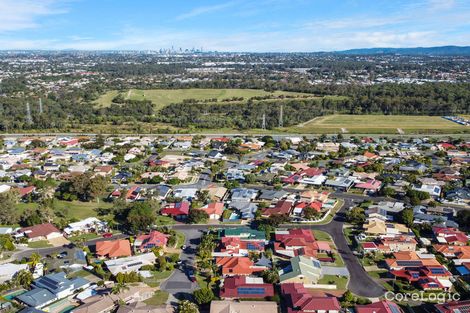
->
[321,266,349,276]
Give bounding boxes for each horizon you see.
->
[1,0,470,52]
[1,44,470,54]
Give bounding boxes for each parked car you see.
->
[186,267,196,282]
[102,232,113,238]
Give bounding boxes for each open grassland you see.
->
[95,88,315,109]
[287,114,470,134]
[17,200,113,220]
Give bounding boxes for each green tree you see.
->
[14,270,33,289]
[188,209,209,224]
[125,201,157,233]
[400,208,414,228]
[0,190,20,225]
[346,207,366,225]
[193,288,214,305]
[178,300,199,313]
[261,268,279,284]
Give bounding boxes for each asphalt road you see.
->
[304,199,386,298]
[159,227,202,303]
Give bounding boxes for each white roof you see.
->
[0,184,11,193]
[104,253,156,275]
[0,263,29,283]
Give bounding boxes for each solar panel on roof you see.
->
[430,268,446,274]
[237,287,266,295]
[396,260,422,267]
[389,303,402,313]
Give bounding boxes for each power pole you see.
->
[25,102,33,124]
[39,98,43,114]
[279,105,283,128]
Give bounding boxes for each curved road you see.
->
[290,199,386,298]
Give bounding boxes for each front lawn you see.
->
[318,275,348,290]
[68,233,100,243]
[312,230,333,242]
[175,231,186,248]
[144,290,169,306]
[368,270,389,279]
[155,215,175,226]
[142,270,173,287]
[28,240,52,248]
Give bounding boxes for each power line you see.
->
[25,102,32,124]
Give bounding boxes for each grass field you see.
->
[287,114,469,134]
[17,200,113,220]
[95,88,314,109]
[143,290,169,306]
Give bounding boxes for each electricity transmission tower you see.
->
[279,105,283,128]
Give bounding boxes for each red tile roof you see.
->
[96,239,132,258]
[20,223,60,239]
[220,276,274,298]
[161,201,190,216]
[281,283,341,313]
[356,301,404,313]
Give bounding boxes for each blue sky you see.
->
[0,0,469,51]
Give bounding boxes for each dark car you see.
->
[186,267,196,282]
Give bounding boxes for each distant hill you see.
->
[335,46,470,56]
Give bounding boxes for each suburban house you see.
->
[17,272,90,308]
[433,245,470,265]
[385,251,441,270]
[376,236,418,253]
[63,217,107,236]
[230,188,258,202]
[324,176,355,191]
[220,276,274,299]
[356,301,404,313]
[261,200,294,217]
[279,255,323,286]
[435,300,470,313]
[363,219,411,237]
[281,283,341,313]
[134,230,169,252]
[161,201,190,219]
[216,257,267,276]
[220,228,266,242]
[17,223,63,242]
[355,179,382,194]
[96,239,132,258]
[274,229,331,258]
[200,202,225,220]
[210,300,278,313]
[72,284,155,313]
[391,265,452,291]
[0,263,29,283]
[104,253,156,275]
[433,226,468,246]
[213,236,265,257]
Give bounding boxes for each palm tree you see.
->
[111,282,129,294]
[15,270,33,289]
[29,252,41,269]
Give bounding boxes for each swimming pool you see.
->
[3,289,26,301]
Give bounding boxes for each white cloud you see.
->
[175,1,238,21]
[0,0,67,33]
